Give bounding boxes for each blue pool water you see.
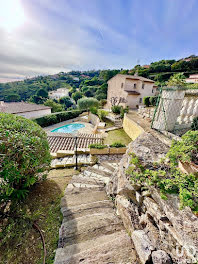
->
[51,123,85,133]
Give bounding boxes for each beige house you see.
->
[185,74,198,83]
[107,74,157,109]
[49,88,69,99]
[0,101,51,119]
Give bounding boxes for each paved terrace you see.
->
[47,132,104,153]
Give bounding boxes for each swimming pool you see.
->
[51,123,85,133]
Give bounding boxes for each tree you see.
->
[44,99,64,113]
[0,113,51,202]
[72,91,83,103]
[5,94,20,102]
[77,97,99,112]
[167,73,186,87]
[59,96,73,108]
[36,88,48,98]
[143,96,150,107]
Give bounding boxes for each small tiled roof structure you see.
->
[0,102,51,114]
[47,132,104,153]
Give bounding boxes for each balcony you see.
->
[124,84,140,95]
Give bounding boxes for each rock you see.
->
[142,190,151,197]
[132,230,155,263]
[152,250,172,264]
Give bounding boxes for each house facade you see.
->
[185,74,198,83]
[107,74,157,109]
[0,101,51,119]
[49,88,69,99]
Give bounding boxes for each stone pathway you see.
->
[51,155,93,168]
[54,161,138,264]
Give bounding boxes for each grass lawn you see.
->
[104,128,132,146]
[103,118,114,128]
[0,168,78,264]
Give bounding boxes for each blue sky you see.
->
[0,0,197,82]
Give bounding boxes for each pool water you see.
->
[51,123,85,133]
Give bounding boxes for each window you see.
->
[134,83,136,89]
[142,83,144,89]
[152,89,154,93]
[121,83,124,88]
[139,98,142,103]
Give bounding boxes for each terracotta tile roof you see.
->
[47,132,104,153]
[108,74,155,83]
[0,102,51,114]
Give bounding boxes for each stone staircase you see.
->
[54,161,138,264]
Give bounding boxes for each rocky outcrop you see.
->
[107,132,198,264]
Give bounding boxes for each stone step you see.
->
[61,200,114,222]
[100,161,117,172]
[70,174,105,186]
[61,190,108,208]
[66,182,103,191]
[58,212,124,248]
[55,230,138,264]
[82,170,110,184]
[85,166,112,177]
[92,163,113,174]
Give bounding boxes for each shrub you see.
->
[90,106,98,115]
[44,99,64,113]
[120,106,129,118]
[89,143,108,149]
[111,105,122,114]
[110,142,126,148]
[97,109,108,121]
[166,130,198,165]
[100,99,107,107]
[0,113,51,203]
[143,96,150,107]
[149,96,158,106]
[77,97,99,112]
[191,116,198,130]
[34,109,82,127]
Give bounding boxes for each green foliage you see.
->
[90,106,98,115]
[97,109,108,121]
[0,113,51,203]
[166,131,198,166]
[149,96,158,106]
[143,96,150,107]
[77,97,99,111]
[5,94,20,102]
[120,106,129,118]
[34,109,82,127]
[127,153,198,211]
[100,99,107,107]
[44,99,64,113]
[89,143,108,149]
[72,91,83,102]
[111,105,122,114]
[191,116,198,130]
[59,96,73,108]
[36,88,48,98]
[167,73,186,87]
[110,142,126,148]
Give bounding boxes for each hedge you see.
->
[33,109,83,127]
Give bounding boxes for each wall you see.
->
[123,114,144,140]
[17,108,52,119]
[138,107,155,121]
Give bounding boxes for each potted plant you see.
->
[109,142,127,154]
[89,143,109,155]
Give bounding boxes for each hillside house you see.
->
[0,101,51,119]
[107,74,157,109]
[185,74,198,83]
[48,88,68,99]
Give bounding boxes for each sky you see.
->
[0,0,197,83]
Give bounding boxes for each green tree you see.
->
[44,99,64,113]
[59,96,73,108]
[5,94,20,102]
[36,88,48,98]
[72,91,83,103]
[167,73,186,87]
[77,97,99,112]
[0,113,51,203]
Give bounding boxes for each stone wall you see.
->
[138,107,155,121]
[107,132,198,264]
[123,113,144,140]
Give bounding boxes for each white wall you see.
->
[17,109,51,119]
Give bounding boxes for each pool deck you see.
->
[44,118,94,134]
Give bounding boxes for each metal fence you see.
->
[151,87,198,133]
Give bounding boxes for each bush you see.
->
[110,142,126,148]
[120,106,129,118]
[111,105,122,114]
[143,96,150,107]
[34,109,82,127]
[77,97,99,112]
[149,96,158,106]
[89,143,108,149]
[191,116,198,130]
[44,99,64,113]
[100,99,107,107]
[97,109,108,121]
[90,106,98,115]
[0,113,51,203]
